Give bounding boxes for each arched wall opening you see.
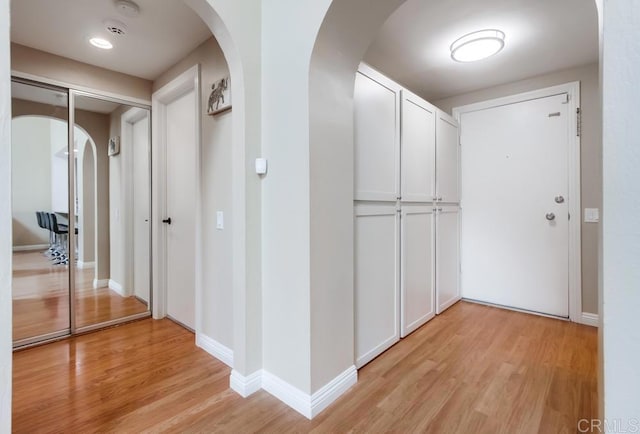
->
[175,0,263,379]
[306,0,601,400]
[11,114,99,282]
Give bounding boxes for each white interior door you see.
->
[460,93,570,317]
[132,115,150,303]
[400,204,435,337]
[436,206,460,314]
[165,89,197,330]
[401,90,436,202]
[354,203,399,368]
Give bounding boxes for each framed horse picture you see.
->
[207,76,232,115]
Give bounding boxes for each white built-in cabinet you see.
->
[354,203,400,368]
[436,206,460,314]
[354,64,461,368]
[354,67,401,201]
[400,204,435,337]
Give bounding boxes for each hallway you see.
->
[12,301,597,432]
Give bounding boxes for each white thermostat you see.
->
[255,158,268,175]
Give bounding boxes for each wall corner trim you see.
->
[309,365,358,418]
[196,333,233,368]
[93,278,109,289]
[262,366,358,419]
[230,369,262,398]
[580,312,599,327]
[108,279,126,297]
[228,366,358,419]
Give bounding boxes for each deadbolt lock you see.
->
[554,196,565,204]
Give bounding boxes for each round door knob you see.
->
[546,213,556,221]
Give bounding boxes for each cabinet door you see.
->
[436,206,460,314]
[400,204,435,337]
[354,203,400,367]
[436,110,460,203]
[401,90,436,202]
[354,64,401,201]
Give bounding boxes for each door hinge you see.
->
[577,108,581,137]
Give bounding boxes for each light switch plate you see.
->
[584,208,599,223]
[216,211,224,229]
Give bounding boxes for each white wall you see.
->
[184,0,264,379]
[154,37,234,350]
[433,63,601,314]
[0,0,12,428]
[601,0,640,423]
[49,119,67,213]
[11,117,51,247]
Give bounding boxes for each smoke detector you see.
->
[114,0,140,18]
[104,19,128,36]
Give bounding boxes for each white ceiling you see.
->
[10,0,598,98]
[364,0,599,101]
[10,0,212,80]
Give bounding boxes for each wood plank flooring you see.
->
[12,301,598,433]
[12,251,148,341]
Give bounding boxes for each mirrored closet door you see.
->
[11,79,152,348]
[11,81,71,345]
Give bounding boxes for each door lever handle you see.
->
[162,217,172,225]
[545,213,555,221]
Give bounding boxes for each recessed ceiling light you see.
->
[89,37,113,50]
[450,29,505,63]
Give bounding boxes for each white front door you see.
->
[460,93,570,317]
[164,89,197,330]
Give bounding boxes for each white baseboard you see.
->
[77,261,95,269]
[108,279,126,296]
[13,244,49,252]
[230,369,262,398]
[259,365,357,420]
[309,365,358,418]
[93,278,109,289]
[196,334,233,368]
[262,370,313,418]
[580,312,599,327]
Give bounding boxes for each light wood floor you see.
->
[12,251,148,341]
[12,301,597,433]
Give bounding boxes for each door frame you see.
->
[151,64,202,334]
[452,82,582,324]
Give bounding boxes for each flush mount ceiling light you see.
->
[450,29,505,63]
[89,37,113,50]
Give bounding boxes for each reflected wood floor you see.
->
[12,251,148,341]
[12,302,598,433]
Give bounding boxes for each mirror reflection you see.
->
[73,94,150,328]
[11,80,151,347]
[11,81,71,343]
